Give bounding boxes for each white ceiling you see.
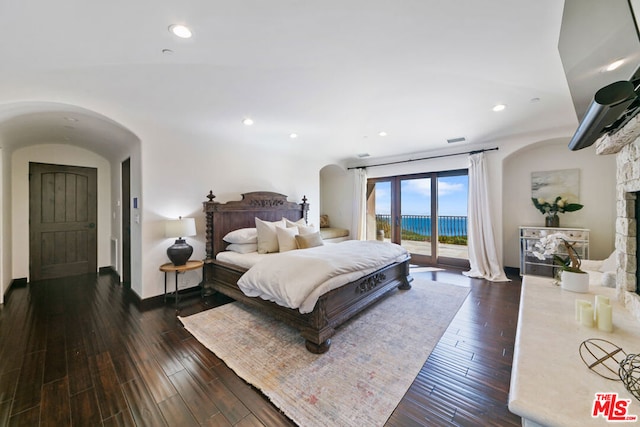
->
[0,0,582,163]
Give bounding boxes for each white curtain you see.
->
[351,168,367,240]
[463,152,510,282]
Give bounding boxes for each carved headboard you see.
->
[202,191,309,259]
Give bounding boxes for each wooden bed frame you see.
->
[202,191,412,353]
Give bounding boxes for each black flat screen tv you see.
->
[559,0,640,150]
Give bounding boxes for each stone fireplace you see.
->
[596,113,640,320]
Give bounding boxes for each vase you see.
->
[545,214,559,228]
[560,270,589,293]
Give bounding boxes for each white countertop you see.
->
[509,275,640,426]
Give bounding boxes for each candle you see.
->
[597,302,613,332]
[580,304,594,327]
[594,295,610,323]
[575,300,591,322]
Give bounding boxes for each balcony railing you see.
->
[375,214,468,245]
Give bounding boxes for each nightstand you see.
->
[160,260,204,309]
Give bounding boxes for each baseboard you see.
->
[504,266,520,278]
[136,285,202,311]
[99,266,121,280]
[10,277,28,288]
[3,278,28,304]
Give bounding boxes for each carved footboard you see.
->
[302,258,412,353]
[204,258,412,354]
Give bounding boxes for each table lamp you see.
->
[165,216,196,265]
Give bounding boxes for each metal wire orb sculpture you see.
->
[619,354,640,402]
[579,338,628,380]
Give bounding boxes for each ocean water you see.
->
[377,215,467,237]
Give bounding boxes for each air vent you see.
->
[447,137,466,144]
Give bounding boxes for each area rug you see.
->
[179,278,470,427]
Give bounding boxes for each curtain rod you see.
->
[347,147,499,170]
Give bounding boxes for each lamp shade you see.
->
[165,217,196,238]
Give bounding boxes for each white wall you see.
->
[320,164,353,231]
[2,128,324,301]
[322,138,617,271]
[136,127,324,299]
[11,144,112,280]
[502,141,616,267]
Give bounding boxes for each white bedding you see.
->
[216,250,270,270]
[237,240,409,314]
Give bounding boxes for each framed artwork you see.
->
[531,169,580,202]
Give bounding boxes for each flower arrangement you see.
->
[531,196,583,216]
[531,232,585,274]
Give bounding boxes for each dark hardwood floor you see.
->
[0,268,522,426]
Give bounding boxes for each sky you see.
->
[374,175,468,216]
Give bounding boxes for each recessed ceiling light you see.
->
[530,97,541,103]
[605,59,625,72]
[162,48,174,55]
[492,104,506,112]
[169,24,192,39]
[289,133,298,139]
[242,118,254,126]
[63,117,78,122]
[357,153,370,158]
[378,131,387,137]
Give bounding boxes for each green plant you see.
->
[531,196,583,216]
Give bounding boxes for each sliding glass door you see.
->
[400,177,432,259]
[367,170,468,267]
[436,173,469,266]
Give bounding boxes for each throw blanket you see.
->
[237,240,409,313]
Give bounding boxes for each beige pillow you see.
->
[255,218,284,254]
[276,226,298,252]
[320,214,330,228]
[295,231,324,249]
[284,218,315,235]
[284,217,305,226]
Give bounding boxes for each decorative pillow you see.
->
[601,271,616,288]
[255,218,285,254]
[223,227,258,244]
[283,218,306,226]
[226,243,258,254]
[320,214,330,228]
[295,231,324,249]
[599,251,617,272]
[284,218,315,235]
[276,226,298,252]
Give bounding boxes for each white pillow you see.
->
[284,218,315,235]
[601,271,616,288]
[226,243,258,254]
[255,218,285,254]
[284,218,306,227]
[276,226,298,252]
[223,227,258,244]
[599,251,617,272]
